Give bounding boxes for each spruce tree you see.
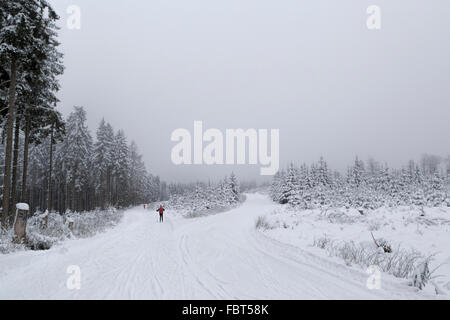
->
[1,0,62,227]
[229,172,240,203]
[57,107,92,212]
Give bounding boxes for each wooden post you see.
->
[68,219,74,232]
[41,211,49,230]
[13,203,29,244]
[64,214,74,232]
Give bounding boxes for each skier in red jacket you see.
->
[156,205,165,223]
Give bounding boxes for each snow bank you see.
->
[258,204,450,295]
[0,229,25,254]
[1,208,124,253]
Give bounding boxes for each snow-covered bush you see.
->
[0,229,25,254]
[0,208,123,253]
[69,208,122,238]
[313,235,332,249]
[371,232,392,253]
[27,211,69,250]
[322,210,359,225]
[313,236,433,282]
[255,216,274,231]
[411,261,431,290]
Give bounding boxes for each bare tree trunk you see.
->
[65,182,69,213]
[10,116,21,226]
[101,173,105,209]
[56,183,60,213]
[47,123,54,212]
[30,169,36,213]
[107,169,111,207]
[72,181,75,212]
[2,59,17,228]
[21,113,31,202]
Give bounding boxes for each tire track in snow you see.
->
[178,234,223,299]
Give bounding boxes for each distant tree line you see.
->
[270,155,450,209]
[167,173,241,213]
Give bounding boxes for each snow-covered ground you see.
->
[260,203,450,296]
[0,194,443,299]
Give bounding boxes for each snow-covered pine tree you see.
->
[347,157,366,188]
[111,130,129,207]
[57,107,93,212]
[192,183,207,212]
[346,157,369,208]
[315,157,332,187]
[298,164,312,208]
[311,158,333,206]
[222,176,236,206]
[128,141,149,205]
[229,172,240,203]
[14,0,64,214]
[270,171,283,203]
[425,172,445,207]
[0,0,63,227]
[279,163,300,205]
[28,140,50,211]
[93,119,115,208]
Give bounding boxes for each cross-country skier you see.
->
[156,205,165,223]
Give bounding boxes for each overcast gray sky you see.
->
[48,0,450,183]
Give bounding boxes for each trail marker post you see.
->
[13,203,29,244]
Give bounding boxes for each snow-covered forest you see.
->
[264,155,450,294]
[0,1,163,229]
[166,173,242,216]
[270,155,450,210]
[22,106,164,214]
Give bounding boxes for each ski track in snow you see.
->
[0,193,431,299]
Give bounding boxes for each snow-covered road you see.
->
[0,194,421,299]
